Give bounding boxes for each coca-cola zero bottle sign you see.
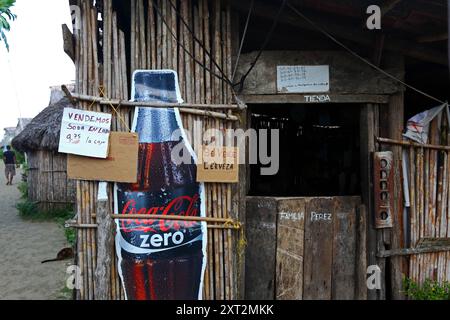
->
[114,70,207,300]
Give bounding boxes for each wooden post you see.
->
[387,91,405,299]
[360,103,381,300]
[62,24,75,62]
[94,182,114,300]
[385,54,406,300]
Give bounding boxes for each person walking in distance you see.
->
[3,146,17,185]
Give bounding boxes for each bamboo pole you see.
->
[207,182,215,299]
[90,4,100,298]
[76,181,84,299]
[203,0,212,105]
[139,0,147,69]
[182,0,192,102]
[130,0,136,77]
[194,4,201,104]
[416,147,423,283]
[103,0,111,97]
[83,2,91,300]
[171,0,177,70]
[81,1,88,96]
[65,92,241,109]
[86,182,94,299]
[208,185,215,299]
[408,147,415,281]
[166,0,173,70]
[421,148,429,284]
[85,2,93,96]
[178,1,186,98]
[119,31,128,100]
[225,3,234,299]
[377,137,450,151]
[221,10,227,104]
[91,8,99,96]
[198,1,205,104]
[438,152,448,282]
[111,214,237,225]
[225,1,232,105]
[430,120,439,281]
[446,148,450,281]
[217,119,225,300]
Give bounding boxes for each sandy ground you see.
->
[0,163,70,300]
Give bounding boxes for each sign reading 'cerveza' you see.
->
[58,107,112,158]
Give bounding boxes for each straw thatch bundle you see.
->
[12,98,72,152]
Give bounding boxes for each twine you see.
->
[99,85,131,132]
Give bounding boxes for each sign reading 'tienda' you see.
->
[58,107,112,158]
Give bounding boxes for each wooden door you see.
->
[246,196,366,300]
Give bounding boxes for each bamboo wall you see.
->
[27,150,75,212]
[406,114,450,285]
[73,0,240,300]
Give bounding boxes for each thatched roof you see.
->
[12,98,72,153]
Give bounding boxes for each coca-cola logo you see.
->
[120,194,200,233]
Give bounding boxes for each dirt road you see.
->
[0,163,70,299]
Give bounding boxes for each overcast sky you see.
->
[0,0,75,140]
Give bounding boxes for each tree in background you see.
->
[0,0,16,51]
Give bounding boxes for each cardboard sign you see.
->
[277,65,330,93]
[59,107,112,158]
[196,146,239,183]
[115,70,207,300]
[67,132,138,183]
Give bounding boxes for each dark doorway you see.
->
[249,104,361,197]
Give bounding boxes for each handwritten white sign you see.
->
[58,107,112,158]
[277,65,330,93]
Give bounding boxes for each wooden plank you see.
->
[303,197,334,300]
[331,197,359,300]
[234,51,402,96]
[240,94,390,104]
[378,245,450,258]
[384,57,405,298]
[360,104,380,300]
[62,24,75,62]
[245,197,277,299]
[94,184,113,300]
[275,198,305,300]
[355,204,368,300]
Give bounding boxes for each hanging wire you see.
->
[153,1,233,87]
[234,0,288,92]
[286,1,446,105]
[166,0,233,87]
[231,0,255,82]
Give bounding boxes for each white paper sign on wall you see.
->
[277,65,330,93]
[58,107,112,158]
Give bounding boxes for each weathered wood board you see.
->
[303,197,334,300]
[235,51,402,96]
[331,197,359,300]
[245,197,278,299]
[245,196,362,300]
[276,199,306,300]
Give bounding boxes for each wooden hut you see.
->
[12,98,76,212]
[66,0,450,301]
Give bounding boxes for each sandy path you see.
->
[0,163,69,300]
